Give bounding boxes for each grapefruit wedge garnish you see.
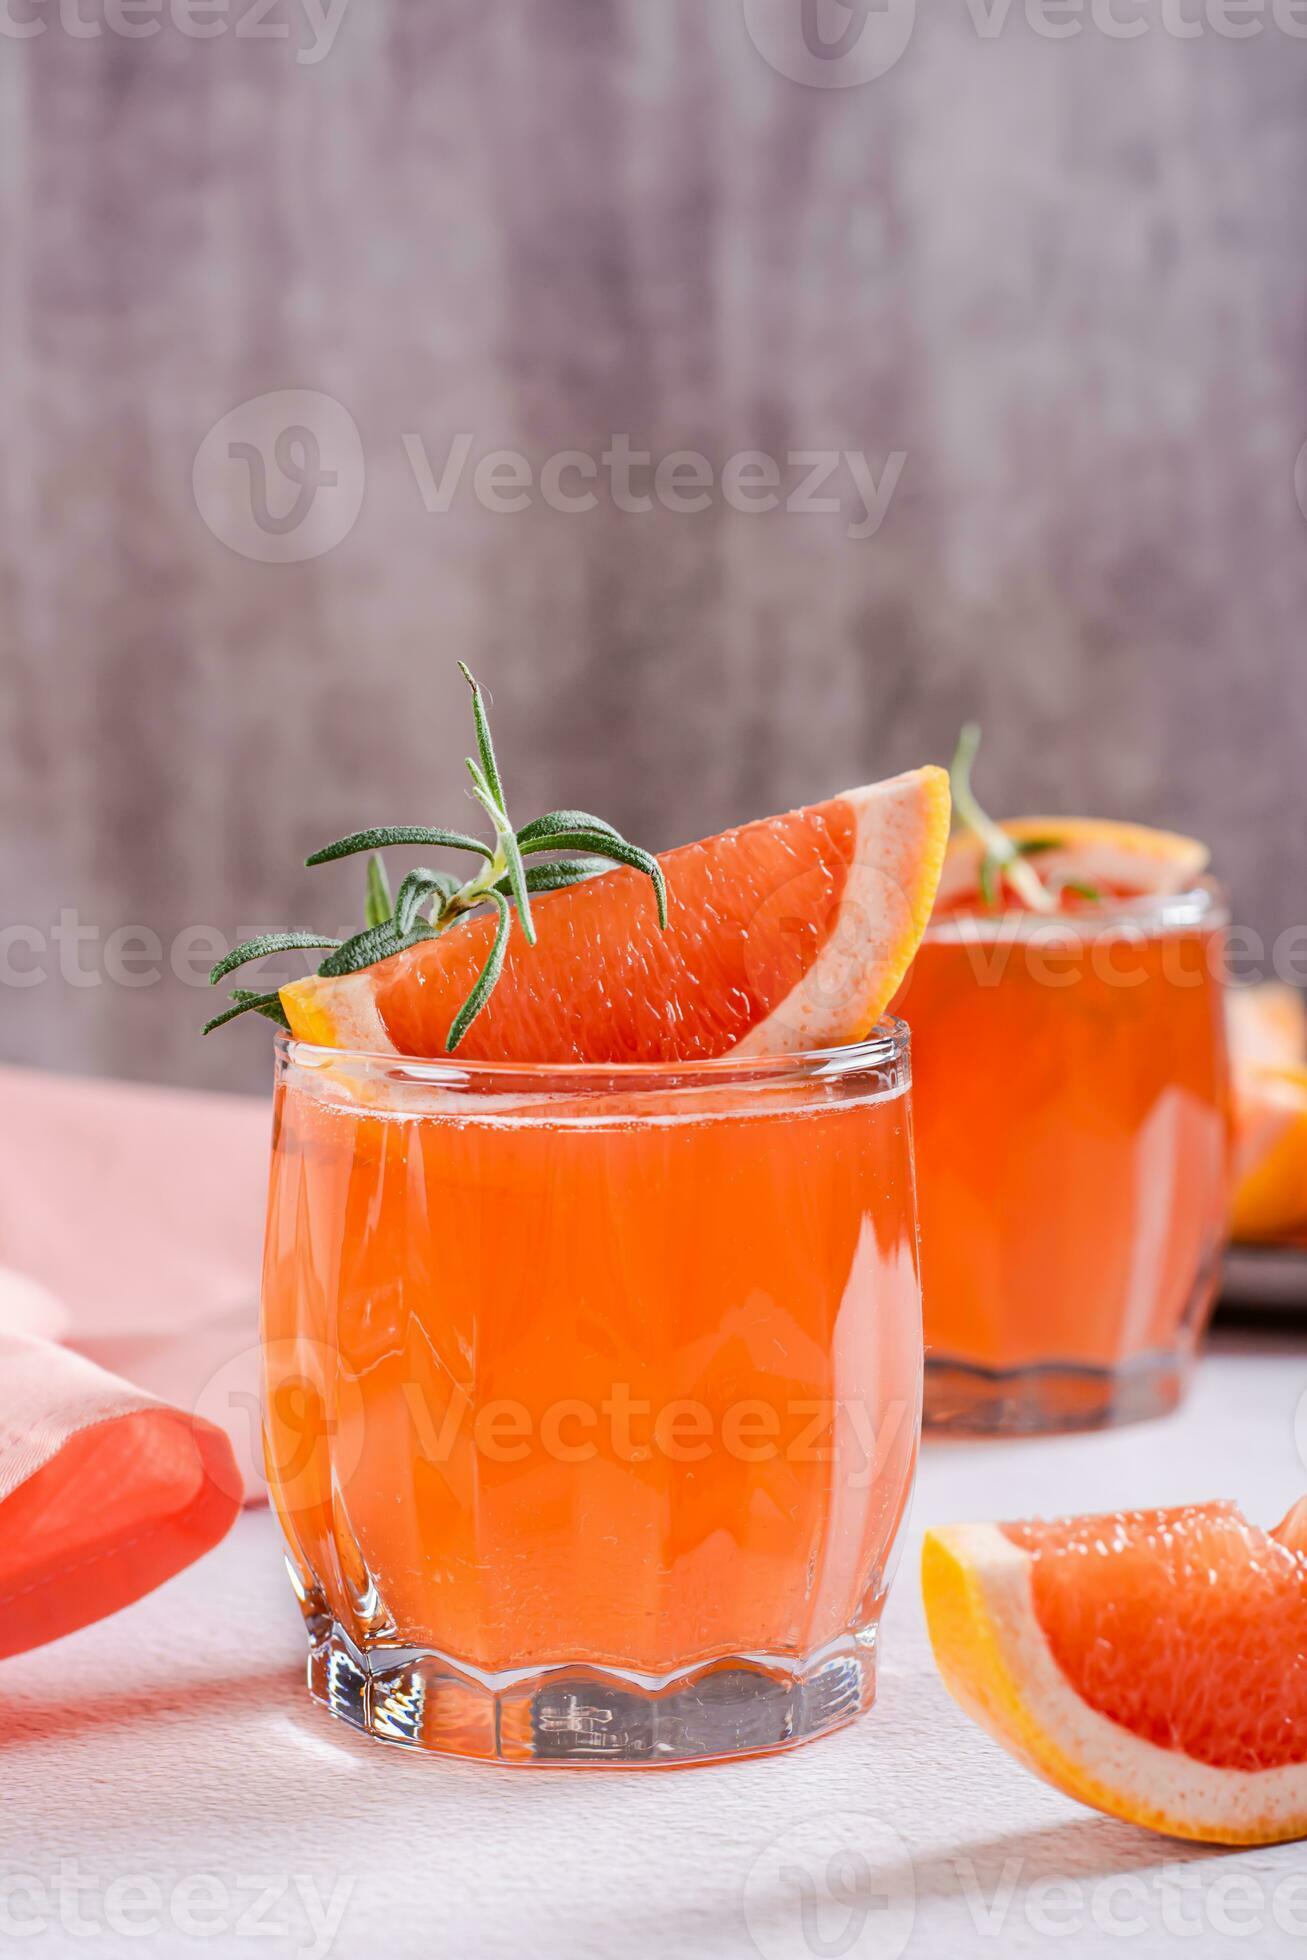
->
[206,669,950,1063]
[281,770,951,1063]
[937,723,1209,917]
[934,815,1211,918]
[923,1502,1307,1845]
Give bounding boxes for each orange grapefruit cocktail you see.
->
[262,1035,920,1761]
[211,668,950,1764]
[899,730,1230,1434]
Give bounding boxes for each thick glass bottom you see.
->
[295,1582,877,1766]
[923,1349,1190,1436]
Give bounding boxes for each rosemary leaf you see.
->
[494,856,610,898]
[466,757,537,948]
[978,855,1000,911]
[365,854,394,929]
[202,989,290,1035]
[306,826,494,867]
[458,663,506,813]
[1062,879,1103,903]
[234,988,293,1029]
[209,932,342,985]
[499,829,536,946]
[517,810,625,849]
[446,890,511,1052]
[517,830,668,929]
[318,919,436,979]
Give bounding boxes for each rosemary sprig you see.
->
[949,727,1104,909]
[205,667,668,1050]
[950,725,1058,915]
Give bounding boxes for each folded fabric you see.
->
[0,1331,242,1660]
[0,1063,270,1656]
[0,1063,270,1493]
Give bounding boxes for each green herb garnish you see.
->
[949,725,1058,914]
[949,728,1105,909]
[204,666,668,1050]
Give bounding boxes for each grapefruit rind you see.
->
[281,966,392,1056]
[934,817,1210,913]
[734,768,951,1056]
[922,1522,1307,1846]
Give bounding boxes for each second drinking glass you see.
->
[902,886,1230,1433]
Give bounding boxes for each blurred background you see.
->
[2,0,1305,1095]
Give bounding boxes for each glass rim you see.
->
[274,1016,910,1093]
[923,879,1229,945]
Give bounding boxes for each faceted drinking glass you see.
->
[261,1024,922,1765]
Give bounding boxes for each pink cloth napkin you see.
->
[0,1064,271,1656]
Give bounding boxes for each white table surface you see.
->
[6,1330,1307,1960]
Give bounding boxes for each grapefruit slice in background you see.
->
[1229,982,1307,1072]
[280,768,951,1064]
[1227,984,1307,1243]
[923,1502,1307,1845]
[933,815,1210,918]
[1230,1065,1307,1244]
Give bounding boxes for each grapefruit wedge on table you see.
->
[281,769,952,1062]
[923,1501,1307,1846]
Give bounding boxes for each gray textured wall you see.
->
[2,0,1306,1094]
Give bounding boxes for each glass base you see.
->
[923,1349,1189,1436]
[297,1586,876,1766]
